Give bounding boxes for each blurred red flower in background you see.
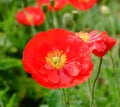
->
[16,6,44,26]
[22,29,93,89]
[37,0,68,11]
[76,30,116,57]
[69,0,98,10]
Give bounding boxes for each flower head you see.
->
[37,0,68,11]
[69,0,98,10]
[22,29,93,89]
[16,6,44,26]
[76,30,116,57]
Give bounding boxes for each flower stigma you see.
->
[46,50,67,70]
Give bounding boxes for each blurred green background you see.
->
[0,0,120,107]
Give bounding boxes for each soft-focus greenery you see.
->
[0,0,120,107]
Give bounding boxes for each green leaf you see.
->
[6,94,16,107]
[47,90,63,107]
[0,88,9,98]
[0,57,22,70]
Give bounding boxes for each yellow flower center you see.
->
[76,32,90,42]
[78,0,89,3]
[45,50,67,70]
[26,14,33,23]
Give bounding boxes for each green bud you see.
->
[100,5,111,16]
[42,4,48,13]
[50,0,55,7]
[62,13,74,28]
[72,10,79,22]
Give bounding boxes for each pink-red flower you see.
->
[37,0,68,11]
[22,29,93,89]
[76,30,116,57]
[16,6,44,26]
[69,0,98,10]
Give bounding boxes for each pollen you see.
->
[45,50,67,70]
[76,32,90,42]
[26,14,33,23]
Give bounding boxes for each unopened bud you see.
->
[50,0,55,7]
[42,4,48,13]
[100,5,111,16]
[62,13,73,28]
[72,10,79,22]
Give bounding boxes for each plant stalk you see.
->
[62,89,70,107]
[91,57,103,107]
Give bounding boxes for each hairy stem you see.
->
[109,13,120,97]
[110,51,120,97]
[91,57,103,107]
[0,99,4,107]
[62,89,70,107]
[52,10,58,28]
[109,16,115,36]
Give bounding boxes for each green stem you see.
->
[87,79,92,107]
[62,89,70,107]
[110,51,120,96]
[44,12,49,30]
[91,57,103,107]
[88,79,92,94]
[0,99,4,107]
[72,22,77,32]
[31,22,36,35]
[52,10,58,28]
[102,0,107,4]
[109,12,120,97]
[109,16,115,36]
[82,11,88,31]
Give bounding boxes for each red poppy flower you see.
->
[76,30,116,57]
[37,0,68,11]
[22,29,93,89]
[16,6,44,26]
[69,0,98,10]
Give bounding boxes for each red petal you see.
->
[16,6,44,26]
[69,0,98,10]
[59,69,72,86]
[48,71,60,84]
[90,31,116,57]
[37,0,68,11]
[64,63,81,77]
